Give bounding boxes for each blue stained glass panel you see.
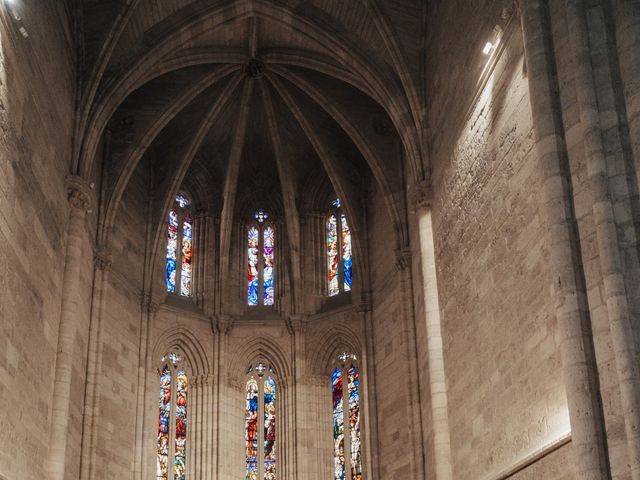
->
[246,378,259,480]
[341,214,352,291]
[166,210,179,293]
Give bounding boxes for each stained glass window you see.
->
[247,212,276,307]
[246,363,277,480]
[327,199,353,296]
[157,353,188,480]
[166,194,193,297]
[332,353,362,480]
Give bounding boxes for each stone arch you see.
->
[227,335,291,385]
[151,325,212,378]
[308,321,362,378]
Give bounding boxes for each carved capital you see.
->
[214,314,234,335]
[94,247,113,271]
[409,179,432,212]
[395,249,412,272]
[65,175,92,212]
[286,315,306,335]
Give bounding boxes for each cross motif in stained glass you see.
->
[176,194,190,208]
[331,198,341,208]
[254,210,269,223]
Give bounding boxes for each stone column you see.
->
[394,249,426,480]
[79,247,112,480]
[518,1,610,478]
[48,175,92,480]
[565,1,640,477]
[411,183,452,480]
[288,316,305,479]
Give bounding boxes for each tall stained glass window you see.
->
[245,362,277,480]
[327,198,353,296]
[157,352,189,480]
[247,210,276,307]
[332,352,362,480]
[166,194,193,297]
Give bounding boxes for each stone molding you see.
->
[93,247,113,271]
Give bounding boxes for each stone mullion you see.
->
[48,175,92,480]
[518,1,610,477]
[80,248,112,480]
[565,1,640,477]
[193,212,207,309]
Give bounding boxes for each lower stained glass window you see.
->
[332,354,362,480]
[245,363,277,480]
[157,353,188,480]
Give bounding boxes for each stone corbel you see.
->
[93,247,113,271]
[65,174,93,212]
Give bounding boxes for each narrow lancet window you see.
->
[327,198,353,296]
[332,353,362,480]
[247,211,276,306]
[157,353,188,480]
[246,362,277,480]
[166,194,193,297]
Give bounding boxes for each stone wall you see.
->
[424,2,572,478]
[0,3,83,480]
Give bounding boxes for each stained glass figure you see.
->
[174,370,188,480]
[263,226,275,306]
[264,376,277,480]
[332,354,363,480]
[327,214,340,297]
[247,227,260,306]
[180,214,193,297]
[157,354,188,480]
[341,214,352,292]
[166,195,193,297]
[246,363,278,480]
[348,366,362,480]
[332,367,345,480]
[157,366,172,480]
[247,213,276,307]
[246,378,259,480]
[166,210,179,293]
[327,199,353,295]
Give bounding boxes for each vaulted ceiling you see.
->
[75,0,428,273]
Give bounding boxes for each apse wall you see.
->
[0,5,93,480]
[425,2,572,479]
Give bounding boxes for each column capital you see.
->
[409,179,432,212]
[65,175,93,212]
[93,247,113,271]
[394,248,412,272]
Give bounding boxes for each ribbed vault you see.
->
[76,0,427,312]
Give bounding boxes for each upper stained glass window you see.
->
[245,362,277,480]
[327,198,353,296]
[332,353,362,480]
[157,352,189,480]
[166,194,193,297]
[247,212,275,307]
